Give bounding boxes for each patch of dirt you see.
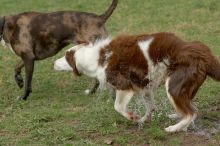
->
[180,96,220,146]
[181,134,219,146]
[71,96,220,146]
[0,130,11,137]
[190,97,220,138]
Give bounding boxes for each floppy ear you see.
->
[65,50,81,76]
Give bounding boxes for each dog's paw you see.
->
[15,74,24,88]
[165,125,178,133]
[165,125,188,133]
[127,112,140,122]
[84,89,90,95]
[16,96,26,101]
[139,114,152,124]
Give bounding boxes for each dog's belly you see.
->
[33,41,69,60]
[106,65,167,91]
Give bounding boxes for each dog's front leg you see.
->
[139,91,155,123]
[19,55,35,100]
[14,60,24,88]
[85,79,100,95]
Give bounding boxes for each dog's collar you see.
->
[0,16,5,41]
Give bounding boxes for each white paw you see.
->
[165,125,188,133]
[168,113,180,120]
[84,89,90,95]
[165,125,178,133]
[16,96,21,100]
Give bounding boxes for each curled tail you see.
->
[100,0,118,23]
[208,57,220,81]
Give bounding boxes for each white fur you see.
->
[165,115,196,132]
[165,77,197,132]
[54,38,112,89]
[114,90,134,119]
[1,39,15,53]
[74,38,112,89]
[54,44,89,71]
[165,78,176,110]
[138,38,154,80]
[54,56,72,71]
[84,89,91,95]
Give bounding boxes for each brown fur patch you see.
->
[101,32,220,116]
[65,50,81,76]
[104,35,150,90]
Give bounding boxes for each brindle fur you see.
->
[0,0,118,100]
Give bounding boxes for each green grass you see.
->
[0,0,220,145]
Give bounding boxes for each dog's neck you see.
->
[75,38,112,78]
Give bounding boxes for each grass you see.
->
[0,0,220,145]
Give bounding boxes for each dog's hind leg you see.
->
[19,53,35,100]
[164,65,206,132]
[14,60,24,88]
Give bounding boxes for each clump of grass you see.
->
[145,124,167,141]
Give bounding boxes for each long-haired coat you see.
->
[54,32,220,132]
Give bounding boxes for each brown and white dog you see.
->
[0,0,118,100]
[54,32,220,132]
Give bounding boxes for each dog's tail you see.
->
[100,0,118,23]
[207,56,220,81]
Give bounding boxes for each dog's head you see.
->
[54,44,86,76]
[75,18,108,44]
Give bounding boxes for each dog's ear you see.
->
[65,50,81,76]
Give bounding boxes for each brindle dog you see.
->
[0,0,118,100]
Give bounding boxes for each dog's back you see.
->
[103,32,220,132]
[2,0,118,60]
